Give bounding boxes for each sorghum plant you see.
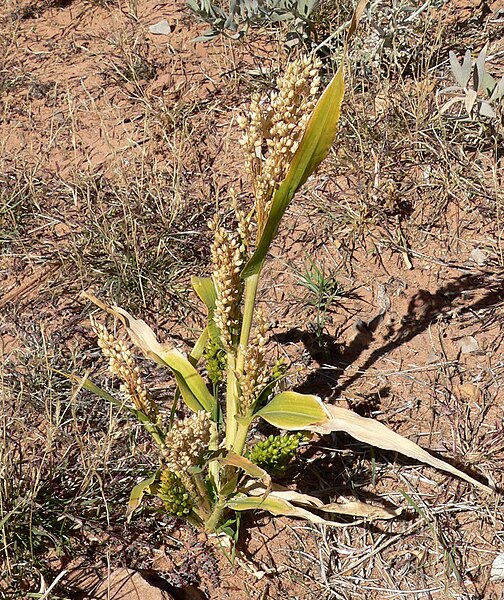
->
[77,2,491,540]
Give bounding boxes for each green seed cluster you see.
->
[249,433,303,476]
[271,357,288,381]
[205,339,226,384]
[158,470,194,518]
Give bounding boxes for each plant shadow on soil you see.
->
[275,271,504,398]
[273,270,504,491]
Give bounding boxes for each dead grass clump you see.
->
[0,333,147,597]
[61,170,213,317]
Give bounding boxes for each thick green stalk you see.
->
[232,416,252,457]
[205,494,228,533]
[192,472,212,517]
[227,273,260,451]
[225,352,238,447]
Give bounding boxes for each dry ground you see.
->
[1,0,504,598]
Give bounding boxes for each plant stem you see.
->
[225,273,260,450]
[205,494,227,533]
[232,417,251,457]
[193,472,212,516]
[225,353,237,448]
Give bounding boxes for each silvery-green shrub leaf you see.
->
[474,45,488,91]
[482,72,496,97]
[438,85,464,95]
[489,75,504,102]
[439,96,465,115]
[464,88,478,116]
[449,50,471,87]
[479,101,496,118]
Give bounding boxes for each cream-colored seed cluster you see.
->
[93,320,157,419]
[161,410,212,474]
[238,55,322,237]
[210,219,244,351]
[230,192,252,255]
[239,310,269,414]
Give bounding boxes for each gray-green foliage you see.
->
[187,0,318,41]
[296,261,345,347]
[438,46,504,121]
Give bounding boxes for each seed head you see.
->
[210,219,243,351]
[239,309,269,414]
[238,55,322,238]
[160,411,212,474]
[92,319,158,419]
[249,432,303,476]
[159,470,194,518]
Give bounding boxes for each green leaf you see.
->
[244,483,402,520]
[191,276,222,346]
[107,305,215,414]
[227,493,344,526]
[218,451,271,493]
[255,391,328,429]
[189,327,209,367]
[127,472,159,522]
[242,60,345,277]
[192,275,217,309]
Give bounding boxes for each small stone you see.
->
[470,248,487,266]
[459,336,479,354]
[149,19,171,35]
[94,568,174,599]
[490,553,504,582]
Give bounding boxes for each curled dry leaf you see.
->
[300,405,492,493]
[322,501,401,520]
[218,452,272,496]
[110,305,169,365]
[83,295,215,413]
[244,484,401,521]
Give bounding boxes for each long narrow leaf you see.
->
[191,275,222,346]
[127,472,159,522]
[227,493,347,526]
[219,451,271,494]
[242,62,345,277]
[295,404,492,493]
